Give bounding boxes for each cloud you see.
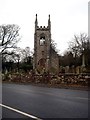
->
[0,0,88,54]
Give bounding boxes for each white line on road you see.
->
[0,103,42,120]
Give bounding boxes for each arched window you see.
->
[38,58,46,67]
[40,33,45,45]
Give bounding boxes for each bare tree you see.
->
[68,33,90,57]
[51,39,60,54]
[21,47,31,62]
[0,24,20,54]
[68,33,90,66]
[8,47,31,63]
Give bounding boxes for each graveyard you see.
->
[2,69,89,89]
[1,15,90,89]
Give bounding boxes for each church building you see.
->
[33,14,59,74]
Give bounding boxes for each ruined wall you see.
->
[50,47,59,74]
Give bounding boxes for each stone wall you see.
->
[50,47,59,74]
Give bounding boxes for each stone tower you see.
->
[33,14,59,74]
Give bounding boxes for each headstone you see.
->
[76,66,80,74]
[65,66,69,73]
[5,69,8,74]
[82,54,85,67]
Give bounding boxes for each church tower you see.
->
[33,14,51,73]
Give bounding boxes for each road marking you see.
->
[0,103,42,120]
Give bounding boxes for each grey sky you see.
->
[0,0,88,54]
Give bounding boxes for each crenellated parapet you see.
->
[36,26,50,30]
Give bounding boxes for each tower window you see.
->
[40,37,45,45]
[40,33,46,45]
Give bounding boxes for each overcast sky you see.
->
[0,0,88,54]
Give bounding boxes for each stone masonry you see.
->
[33,14,59,74]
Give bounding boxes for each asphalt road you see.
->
[2,83,88,119]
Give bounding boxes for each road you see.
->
[2,83,88,119]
